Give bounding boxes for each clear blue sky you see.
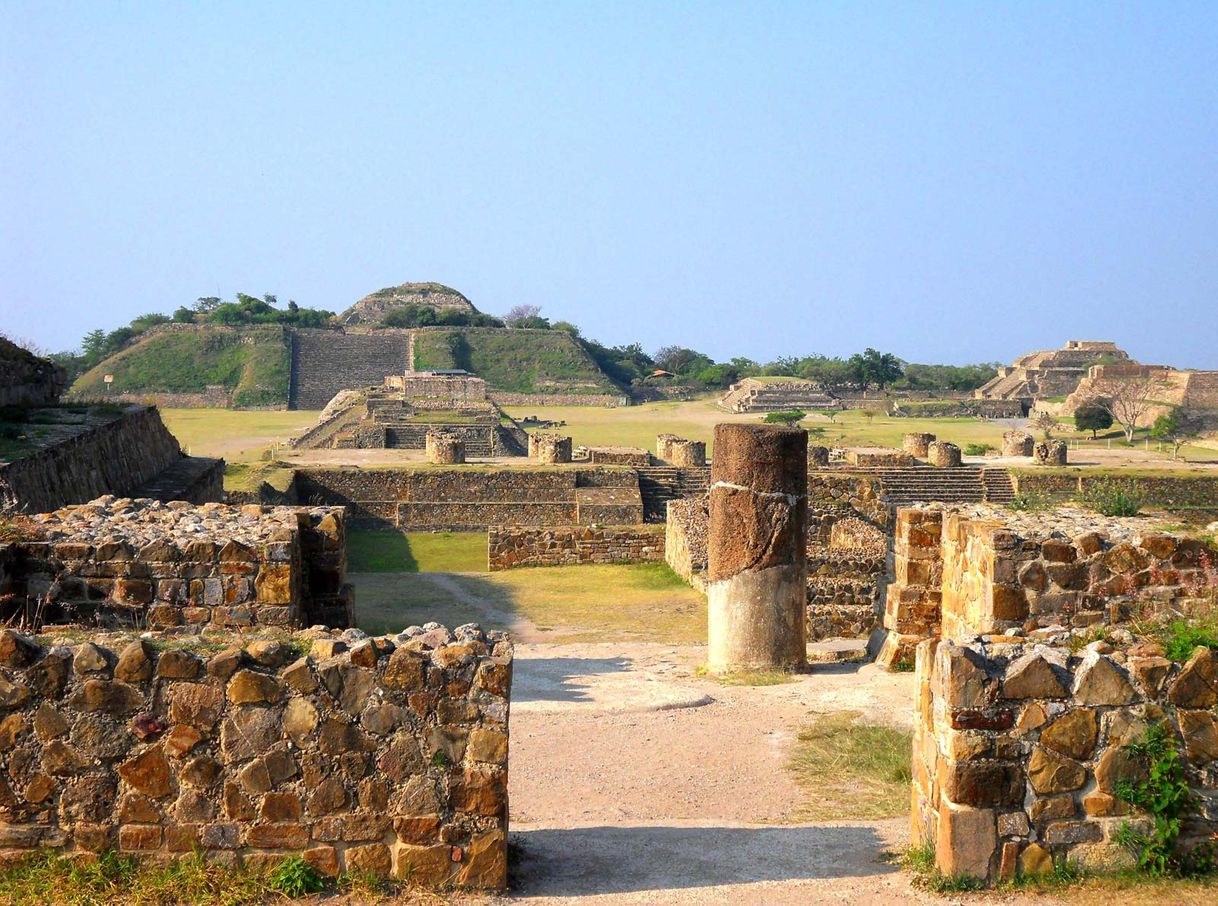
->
[2,2,1216,367]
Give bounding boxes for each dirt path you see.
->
[503,642,942,903]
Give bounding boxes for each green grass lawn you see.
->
[160,408,319,463]
[351,559,706,643]
[347,531,488,572]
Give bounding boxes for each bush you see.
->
[267,855,325,897]
[963,443,994,456]
[763,410,806,426]
[1158,620,1218,662]
[1079,480,1145,517]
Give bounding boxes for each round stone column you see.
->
[1002,431,1034,457]
[707,423,808,673]
[928,441,961,468]
[903,432,936,458]
[669,439,706,467]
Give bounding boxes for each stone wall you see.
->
[665,498,708,585]
[878,505,1211,668]
[845,447,915,467]
[487,525,665,570]
[3,499,350,629]
[490,392,623,407]
[0,406,222,515]
[912,636,1218,883]
[0,622,511,889]
[1012,472,1218,515]
[582,447,651,467]
[295,467,643,531]
[0,337,66,406]
[401,373,487,401]
[289,329,412,410]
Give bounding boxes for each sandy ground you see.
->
[500,642,933,904]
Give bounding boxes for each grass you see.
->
[159,408,319,463]
[700,667,798,686]
[0,850,451,906]
[352,561,706,643]
[71,326,292,406]
[348,530,489,573]
[786,711,912,821]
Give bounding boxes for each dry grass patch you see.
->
[787,710,912,821]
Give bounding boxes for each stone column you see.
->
[1033,440,1067,465]
[656,433,680,461]
[533,434,572,464]
[904,432,936,458]
[426,431,465,464]
[1002,431,1034,457]
[928,441,961,468]
[669,439,706,467]
[807,445,830,467]
[707,424,807,673]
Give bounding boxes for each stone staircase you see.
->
[134,456,224,504]
[719,378,837,413]
[289,329,411,410]
[637,465,711,521]
[834,464,1016,506]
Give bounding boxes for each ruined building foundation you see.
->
[706,424,807,673]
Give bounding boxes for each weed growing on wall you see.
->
[1007,488,1052,513]
[267,856,324,897]
[1113,722,1213,876]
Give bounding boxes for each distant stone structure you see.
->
[0,336,66,406]
[718,377,838,413]
[1033,439,1068,465]
[975,340,1131,409]
[903,432,936,458]
[807,445,830,467]
[529,433,573,464]
[1002,430,1034,457]
[426,430,466,464]
[289,375,527,457]
[489,524,664,570]
[1064,361,1218,424]
[845,447,915,467]
[339,281,477,326]
[927,441,962,468]
[706,424,807,672]
[580,446,651,467]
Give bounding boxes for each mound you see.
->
[340,282,477,326]
[71,326,290,408]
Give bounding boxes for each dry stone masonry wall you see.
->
[0,407,222,515]
[879,504,1212,668]
[0,622,511,889]
[528,433,572,464]
[487,525,665,570]
[0,337,66,407]
[3,499,350,630]
[913,636,1218,883]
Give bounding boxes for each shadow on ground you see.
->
[509,824,896,896]
[512,657,631,704]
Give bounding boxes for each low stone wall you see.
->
[4,499,350,629]
[878,504,1211,668]
[665,498,708,583]
[583,446,651,467]
[913,637,1218,883]
[845,447,914,467]
[1011,472,1218,513]
[0,622,511,888]
[488,525,664,570]
[490,392,623,407]
[295,466,643,531]
[0,406,218,514]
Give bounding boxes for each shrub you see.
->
[1079,479,1145,517]
[1158,620,1218,662]
[963,443,994,456]
[763,410,806,426]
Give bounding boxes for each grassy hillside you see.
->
[412,327,619,395]
[71,326,290,407]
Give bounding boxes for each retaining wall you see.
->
[487,525,665,570]
[0,407,218,514]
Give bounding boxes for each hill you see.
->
[71,326,290,407]
[70,323,620,408]
[412,327,619,396]
[340,282,477,326]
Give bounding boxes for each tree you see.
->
[81,329,107,365]
[1150,408,1204,461]
[1030,410,1058,440]
[502,304,542,327]
[818,409,837,423]
[194,296,222,313]
[653,346,712,377]
[764,410,806,426]
[1073,402,1114,439]
[848,348,904,390]
[1084,375,1171,442]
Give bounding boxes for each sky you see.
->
[2,1,1216,368]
